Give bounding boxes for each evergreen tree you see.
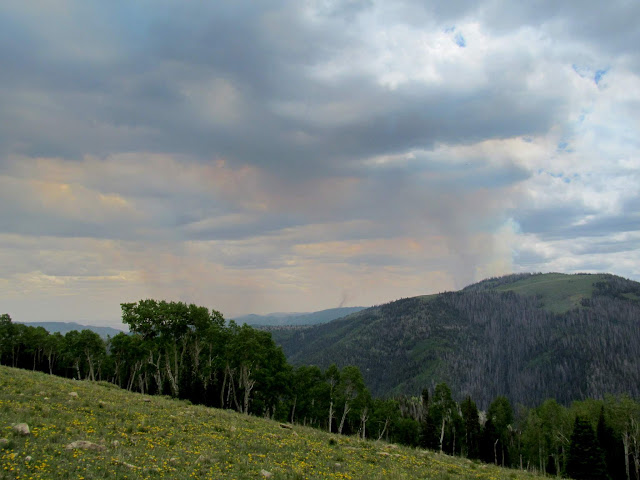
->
[460,395,482,459]
[395,417,421,447]
[567,416,608,480]
[597,405,623,480]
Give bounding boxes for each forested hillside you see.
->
[272,273,640,408]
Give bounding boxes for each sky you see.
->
[1,1,639,329]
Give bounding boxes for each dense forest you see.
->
[1,290,640,479]
[273,273,640,408]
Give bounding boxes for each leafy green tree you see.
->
[237,327,290,417]
[121,299,224,398]
[0,316,26,368]
[289,365,328,427]
[195,311,229,406]
[521,408,545,473]
[427,383,460,454]
[22,326,49,371]
[0,314,14,365]
[336,365,368,435]
[567,416,608,480]
[369,398,400,441]
[483,396,513,466]
[538,398,570,475]
[108,332,143,390]
[325,364,340,433]
[217,324,291,416]
[43,332,64,375]
[64,330,106,381]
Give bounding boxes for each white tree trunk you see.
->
[165,356,179,397]
[360,407,369,439]
[632,418,639,480]
[328,400,334,433]
[338,401,350,434]
[378,418,390,441]
[147,351,162,391]
[85,349,95,382]
[623,431,631,480]
[240,364,255,414]
[290,395,297,424]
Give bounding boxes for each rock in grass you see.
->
[65,440,106,452]
[13,423,30,436]
[196,454,213,464]
[69,392,78,398]
[114,459,140,469]
[261,469,273,478]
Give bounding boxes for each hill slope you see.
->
[0,366,545,480]
[233,306,367,326]
[272,273,640,408]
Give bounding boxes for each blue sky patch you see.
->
[594,68,609,85]
[454,32,466,47]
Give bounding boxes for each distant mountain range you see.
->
[14,306,367,338]
[232,306,367,326]
[17,321,125,338]
[271,272,640,408]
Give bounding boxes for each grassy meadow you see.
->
[494,273,605,313]
[0,366,547,480]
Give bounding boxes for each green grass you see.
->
[416,294,438,302]
[0,366,547,480]
[621,292,640,301]
[494,273,609,313]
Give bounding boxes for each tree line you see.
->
[1,303,639,479]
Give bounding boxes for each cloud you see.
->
[0,1,638,325]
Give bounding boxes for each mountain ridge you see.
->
[232,306,368,326]
[16,321,125,338]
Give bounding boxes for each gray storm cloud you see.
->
[0,0,639,325]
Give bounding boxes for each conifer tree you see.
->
[597,405,624,480]
[460,395,482,459]
[567,416,608,480]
